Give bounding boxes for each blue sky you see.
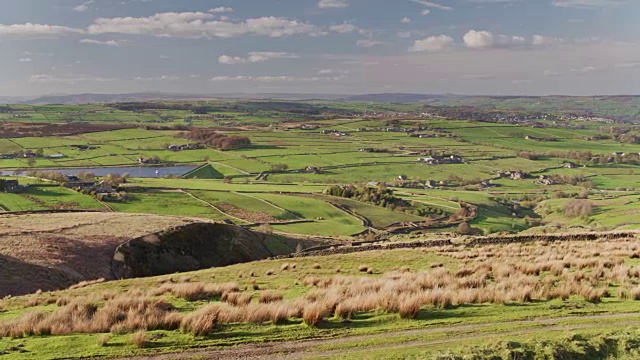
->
[1,0,639,96]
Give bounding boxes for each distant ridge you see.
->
[4,92,640,106]
[12,92,346,105]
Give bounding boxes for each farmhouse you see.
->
[138,157,161,164]
[564,162,579,169]
[64,176,97,190]
[168,144,204,152]
[305,166,323,174]
[537,175,556,186]
[510,171,526,180]
[417,155,463,165]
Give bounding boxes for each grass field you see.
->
[1,236,640,359]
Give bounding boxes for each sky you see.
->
[0,0,639,97]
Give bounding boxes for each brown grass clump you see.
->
[259,291,284,304]
[0,296,182,338]
[97,334,111,347]
[398,296,422,319]
[151,282,239,301]
[312,263,321,269]
[266,270,276,276]
[631,286,640,300]
[222,292,252,306]
[280,263,290,271]
[131,331,147,348]
[358,265,369,272]
[303,303,327,327]
[180,304,221,336]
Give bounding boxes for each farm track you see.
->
[124,313,640,360]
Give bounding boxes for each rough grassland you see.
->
[1,236,640,359]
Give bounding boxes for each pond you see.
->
[0,165,198,178]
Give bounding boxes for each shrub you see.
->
[564,199,593,218]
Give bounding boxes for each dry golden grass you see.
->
[131,331,148,348]
[97,334,111,347]
[3,237,640,339]
[259,291,283,304]
[180,304,221,336]
[150,282,239,301]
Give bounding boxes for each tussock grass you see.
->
[131,331,147,348]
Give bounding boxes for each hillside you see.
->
[1,233,639,359]
[0,212,320,297]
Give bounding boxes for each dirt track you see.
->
[124,313,640,360]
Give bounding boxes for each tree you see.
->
[35,148,44,157]
[456,222,473,235]
[26,157,36,167]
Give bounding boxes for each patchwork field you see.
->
[2,99,640,358]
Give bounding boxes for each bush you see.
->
[564,199,593,218]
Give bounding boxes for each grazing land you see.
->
[1,235,640,358]
[1,98,640,358]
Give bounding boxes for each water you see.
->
[0,165,198,178]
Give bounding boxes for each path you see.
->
[123,312,640,360]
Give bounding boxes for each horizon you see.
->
[1,0,639,97]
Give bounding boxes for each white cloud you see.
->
[159,55,169,59]
[133,75,180,81]
[218,51,299,64]
[421,9,431,15]
[532,35,563,46]
[356,39,382,48]
[410,0,453,10]
[87,12,319,38]
[0,23,81,39]
[552,0,628,9]
[329,23,357,33]
[318,0,348,8]
[318,69,349,75]
[463,30,531,49]
[80,38,120,46]
[571,65,598,73]
[409,34,455,52]
[209,7,234,13]
[73,1,94,12]
[463,30,495,49]
[18,58,32,62]
[211,75,340,82]
[401,17,412,24]
[29,74,115,83]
